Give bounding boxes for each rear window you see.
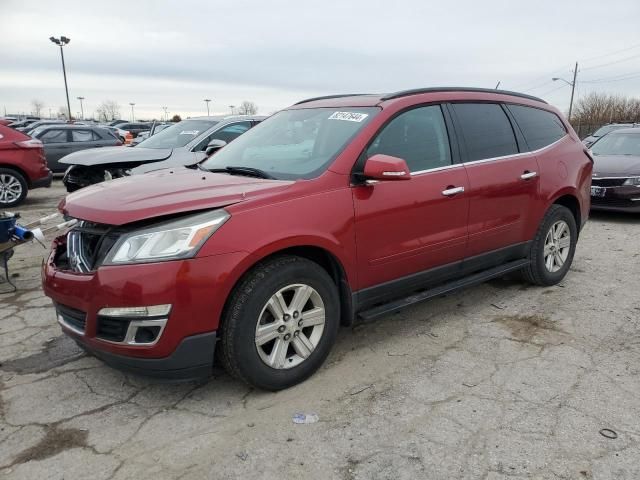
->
[452,103,519,162]
[508,105,566,151]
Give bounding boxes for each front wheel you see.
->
[522,204,577,286]
[219,255,340,390]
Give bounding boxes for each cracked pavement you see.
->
[1,181,639,479]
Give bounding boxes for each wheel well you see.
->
[0,164,30,186]
[553,195,581,233]
[232,246,355,327]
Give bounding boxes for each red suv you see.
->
[43,88,592,390]
[0,125,52,207]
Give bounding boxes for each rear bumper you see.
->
[31,170,53,189]
[75,330,216,380]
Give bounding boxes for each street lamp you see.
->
[162,106,168,121]
[204,99,211,116]
[77,96,85,120]
[49,36,72,121]
[129,102,135,121]
[552,62,578,121]
[229,105,235,115]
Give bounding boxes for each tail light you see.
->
[15,139,44,149]
[124,132,133,145]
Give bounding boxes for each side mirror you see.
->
[363,154,411,182]
[205,139,227,155]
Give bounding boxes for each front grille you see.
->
[96,316,131,342]
[591,197,636,208]
[66,221,120,273]
[591,177,628,187]
[57,304,87,333]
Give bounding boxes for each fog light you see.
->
[134,325,162,344]
[98,304,171,318]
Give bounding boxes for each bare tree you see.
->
[31,99,45,117]
[96,100,121,122]
[236,101,258,115]
[572,92,640,137]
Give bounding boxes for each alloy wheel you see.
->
[255,283,326,369]
[0,173,23,205]
[543,220,571,273]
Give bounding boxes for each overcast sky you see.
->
[1,0,639,120]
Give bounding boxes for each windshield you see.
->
[136,119,217,149]
[201,107,378,179]
[591,133,640,156]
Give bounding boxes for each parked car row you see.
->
[43,87,593,390]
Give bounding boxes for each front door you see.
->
[352,105,469,305]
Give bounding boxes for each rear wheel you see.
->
[219,255,340,390]
[522,204,577,286]
[0,168,28,207]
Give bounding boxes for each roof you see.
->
[292,87,547,108]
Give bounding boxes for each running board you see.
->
[357,259,530,322]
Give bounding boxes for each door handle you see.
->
[520,171,538,180]
[442,186,465,196]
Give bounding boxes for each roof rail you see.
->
[380,87,547,104]
[294,94,372,105]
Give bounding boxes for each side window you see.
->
[39,129,68,144]
[452,103,519,162]
[194,122,252,151]
[507,104,567,151]
[71,129,95,142]
[366,105,452,172]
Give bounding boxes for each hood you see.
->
[60,167,293,225]
[592,154,640,176]
[59,146,172,166]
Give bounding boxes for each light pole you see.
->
[552,62,578,122]
[77,96,85,120]
[204,99,211,116]
[129,102,135,121]
[162,106,168,121]
[49,36,72,121]
[229,105,235,115]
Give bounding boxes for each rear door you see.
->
[449,102,540,261]
[38,128,71,172]
[352,105,469,304]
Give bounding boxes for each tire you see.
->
[219,255,340,391]
[0,168,28,208]
[522,204,577,286]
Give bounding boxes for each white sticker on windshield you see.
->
[328,112,368,122]
[179,130,199,135]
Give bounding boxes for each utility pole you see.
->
[495,81,501,90]
[129,102,135,121]
[77,96,85,120]
[552,62,578,122]
[49,36,72,121]
[568,62,578,122]
[204,99,211,116]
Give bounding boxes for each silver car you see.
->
[61,115,265,192]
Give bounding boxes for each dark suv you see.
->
[43,88,592,390]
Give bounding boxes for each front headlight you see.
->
[623,177,640,186]
[104,209,230,265]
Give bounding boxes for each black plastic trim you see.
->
[355,242,531,313]
[74,331,217,381]
[30,171,53,189]
[380,87,547,104]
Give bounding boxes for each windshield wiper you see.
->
[206,166,275,179]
